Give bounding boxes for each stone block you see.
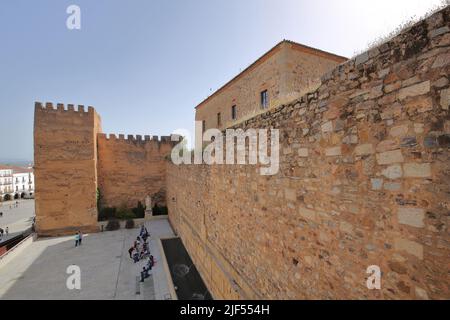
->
[371,178,383,190]
[398,207,425,228]
[398,81,430,100]
[298,148,309,157]
[325,146,342,156]
[376,150,404,165]
[432,53,450,68]
[440,88,450,110]
[415,287,429,300]
[395,238,423,259]
[384,182,401,191]
[403,163,431,178]
[376,140,397,152]
[390,125,408,137]
[354,144,374,156]
[429,26,450,38]
[382,165,403,179]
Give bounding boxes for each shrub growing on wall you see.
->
[115,205,135,220]
[105,219,120,231]
[153,204,168,216]
[98,202,148,221]
[98,207,117,221]
[125,219,135,229]
[132,201,146,218]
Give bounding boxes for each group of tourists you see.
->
[128,225,151,263]
[127,225,155,283]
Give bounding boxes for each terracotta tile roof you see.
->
[0,165,33,173]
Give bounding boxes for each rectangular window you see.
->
[217,112,221,127]
[261,90,269,109]
[202,120,206,133]
[231,105,237,120]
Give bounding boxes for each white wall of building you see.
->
[0,167,34,201]
[13,172,35,197]
[0,169,14,199]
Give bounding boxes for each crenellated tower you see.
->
[34,102,102,236]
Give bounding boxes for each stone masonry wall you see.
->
[34,102,102,236]
[167,7,450,299]
[97,134,175,209]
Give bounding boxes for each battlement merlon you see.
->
[34,101,102,134]
[34,101,99,114]
[97,133,179,145]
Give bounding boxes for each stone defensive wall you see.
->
[34,102,102,236]
[167,7,450,299]
[33,102,175,235]
[97,133,177,209]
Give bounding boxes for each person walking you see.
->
[5,227,8,237]
[128,246,134,259]
[74,232,80,247]
[78,231,83,246]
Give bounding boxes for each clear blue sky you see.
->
[0,0,444,161]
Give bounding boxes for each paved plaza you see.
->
[0,218,176,300]
[0,199,35,235]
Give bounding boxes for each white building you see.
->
[0,167,14,201]
[0,165,34,201]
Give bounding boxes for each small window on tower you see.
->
[231,105,237,120]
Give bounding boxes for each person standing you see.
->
[5,227,8,237]
[78,231,83,246]
[74,232,80,247]
[128,246,134,259]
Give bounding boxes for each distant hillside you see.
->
[0,159,33,167]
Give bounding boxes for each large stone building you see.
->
[195,40,347,131]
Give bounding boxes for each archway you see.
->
[4,194,11,201]
[21,192,26,199]
[14,193,19,200]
